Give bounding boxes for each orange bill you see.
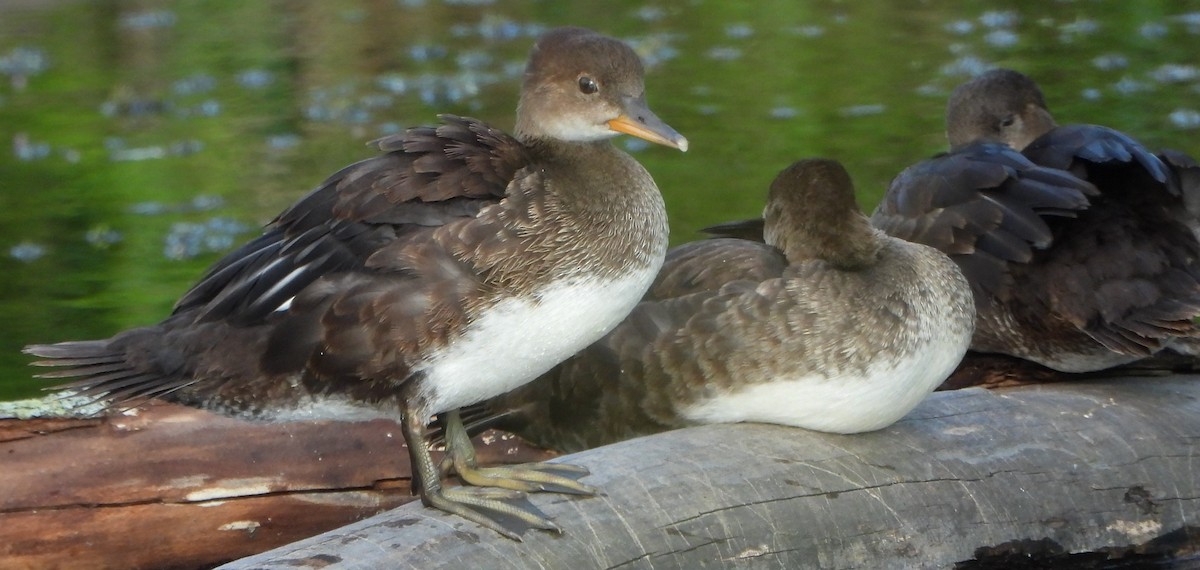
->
[607,95,688,151]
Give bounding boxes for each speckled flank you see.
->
[681,245,972,433]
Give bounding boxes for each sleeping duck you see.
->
[479,158,974,452]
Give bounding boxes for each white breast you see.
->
[680,270,973,434]
[418,267,658,414]
[681,333,968,434]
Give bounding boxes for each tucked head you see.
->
[764,159,882,269]
[515,27,687,151]
[945,68,1057,151]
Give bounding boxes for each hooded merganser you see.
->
[25,27,687,539]
[931,68,1200,372]
[871,141,1099,358]
[480,159,973,452]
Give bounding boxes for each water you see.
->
[3,0,1200,400]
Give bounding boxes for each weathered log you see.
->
[223,376,1200,569]
[0,402,556,570]
[937,349,1200,391]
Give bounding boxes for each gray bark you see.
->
[223,376,1200,569]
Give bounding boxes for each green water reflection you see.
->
[3,1,1200,399]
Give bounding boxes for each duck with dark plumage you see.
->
[24,27,687,539]
[887,68,1200,372]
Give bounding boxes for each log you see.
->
[0,402,556,570]
[223,376,1200,569]
[937,349,1200,391]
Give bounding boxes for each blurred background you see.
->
[2,0,1200,400]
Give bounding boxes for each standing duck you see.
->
[24,27,687,539]
[480,159,974,453]
[924,68,1200,371]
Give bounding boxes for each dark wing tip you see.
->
[700,218,766,242]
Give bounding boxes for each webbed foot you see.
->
[404,407,596,540]
[421,485,559,541]
[442,409,597,495]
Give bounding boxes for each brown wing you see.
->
[870,141,1096,301]
[176,115,530,325]
[647,238,787,299]
[1022,124,1169,183]
[1015,132,1200,355]
[26,115,531,409]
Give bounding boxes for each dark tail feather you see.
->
[24,340,113,360]
[33,361,132,379]
[56,370,156,395]
[97,376,202,411]
[28,354,125,368]
[460,402,528,436]
[23,339,180,412]
[428,403,528,446]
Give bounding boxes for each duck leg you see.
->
[402,405,569,540]
[441,408,597,495]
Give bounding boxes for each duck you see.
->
[710,70,1200,374]
[477,159,974,453]
[926,68,1200,372]
[24,27,687,539]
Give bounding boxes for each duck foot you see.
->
[421,485,559,541]
[454,461,596,495]
[442,409,597,495]
[405,406,595,540]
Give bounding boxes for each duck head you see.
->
[514,27,688,151]
[764,159,882,270]
[945,68,1058,151]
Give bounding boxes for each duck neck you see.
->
[771,210,883,270]
[519,136,669,277]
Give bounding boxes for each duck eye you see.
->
[999,115,1016,128]
[578,76,599,95]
